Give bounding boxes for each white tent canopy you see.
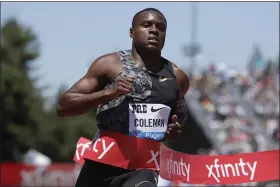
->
[23,149,52,167]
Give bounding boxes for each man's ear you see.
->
[129,28,134,38]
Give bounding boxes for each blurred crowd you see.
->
[179,61,279,187]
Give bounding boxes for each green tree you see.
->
[36,85,98,161]
[0,18,45,161]
[1,18,102,162]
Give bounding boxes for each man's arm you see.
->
[56,53,121,117]
[172,63,190,126]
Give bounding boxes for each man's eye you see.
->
[142,23,151,27]
[158,25,164,30]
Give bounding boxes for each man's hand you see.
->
[166,115,182,140]
[107,76,135,97]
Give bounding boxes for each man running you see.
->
[57,8,189,187]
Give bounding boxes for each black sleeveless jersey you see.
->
[96,50,179,134]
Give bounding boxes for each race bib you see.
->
[129,103,171,141]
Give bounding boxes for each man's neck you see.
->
[131,45,163,72]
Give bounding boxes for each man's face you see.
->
[130,11,167,52]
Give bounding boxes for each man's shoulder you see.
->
[167,61,186,76]
[167,61,189,90]
[96,51,120,62]
[92,51,123,67]
[161,56,182,71]
[87,51,123,75]
[160,56,186,75]
[95,49,130,63]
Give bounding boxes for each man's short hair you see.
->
[132,8,167,28]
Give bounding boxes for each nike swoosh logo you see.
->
[151,106,165,112]
[159,77,174,82]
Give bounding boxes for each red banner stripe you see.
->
[73,131,279,185]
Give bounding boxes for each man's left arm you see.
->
[173,64,190,126]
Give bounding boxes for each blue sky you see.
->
[1,2,279,101]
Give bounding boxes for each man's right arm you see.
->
[56,53,120,117]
